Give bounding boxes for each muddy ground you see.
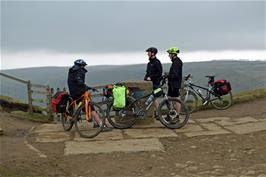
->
[0,98,266,177]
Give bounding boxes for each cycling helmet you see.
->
[74,59,87,66]
[146,47,158,54]
[167,47,180,55]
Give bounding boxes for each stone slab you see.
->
[196,117,231,123]
[225,122,266,134]
[74,129,123,141]
[233,116,258,124]
[184,130,231,137]
[124,128,177,139]
[64,138,164,155]
[33,123,64,133]
[201,123,227,131]
[174,124,204,133]
[36,132,71,143]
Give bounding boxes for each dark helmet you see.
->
[74,59,87,66]
[146,47,158,54]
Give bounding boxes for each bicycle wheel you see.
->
[74,103,105,138]
[61,99,74,131]
[158,98,189,129]
[210,91,233,110]
[181,90,198,114]
[107,96,138,129]
[61,112,74,131]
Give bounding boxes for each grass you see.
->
[0,95,22,104]
[194,88,266,112]
[0,167,36,177]
[10,111,50,123]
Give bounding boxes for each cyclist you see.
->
[144,47,163,118]
[67,59,112,131]
[164,47,183,123]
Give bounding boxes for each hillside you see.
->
[1,60,266,101]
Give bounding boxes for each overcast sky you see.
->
[1,1,265,69]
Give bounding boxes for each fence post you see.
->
[47,86,53,121]
[27,81,33,114]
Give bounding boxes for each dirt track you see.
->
[1,98,266,177]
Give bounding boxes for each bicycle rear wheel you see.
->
[74,103,104,138]
[107,96,138,129]
[210,91,233,110]
[181,90,198,114]
[158,98,189,129]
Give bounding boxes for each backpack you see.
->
[51,91,70,113]
[112,85,126,110]
[213,80,232,96]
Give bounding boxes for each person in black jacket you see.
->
[144,47,163,89]
[144,47,163,117]
[164,47,183,123]
[67,59,112,130]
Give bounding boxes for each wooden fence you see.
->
[0,72,53,119]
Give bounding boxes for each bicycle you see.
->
[181,74,233,113]
[106,77,190,129]
[60,88,105,138]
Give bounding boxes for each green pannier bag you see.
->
[112,85,126,110]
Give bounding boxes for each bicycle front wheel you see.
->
[61,99,74,131]
[61,112,74,131]
[74,103,105,138]
[106,96,138,129]
[158,98,189,129]
[210,91,233,110]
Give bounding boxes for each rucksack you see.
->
[112,85,126,110]
[51,91,70,113]
[213,80,232,96]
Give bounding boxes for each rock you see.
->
[150,154,156,158]
[170,172,176,176]
[186,160,195,164]
[190,145,197,149]
[257,174,266,177]
[175,163,188,168]
[245,170,256,175]
[185,166,198,172]
[0,128,3,136]
[212,165,224,169]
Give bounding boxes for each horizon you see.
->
[1,50,265,70]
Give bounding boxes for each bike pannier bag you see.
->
[51,91,70,113]
[112,85,126,110]
[213,80,232,96]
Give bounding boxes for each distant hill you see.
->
[1,60,266,101]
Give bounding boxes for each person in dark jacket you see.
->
[67,59,112,130]
[164,47,183,123]
[144,47,163,117]
[144,47,163,89]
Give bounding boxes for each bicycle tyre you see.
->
[61,99,74,131]
[61,112,74,131]
[74,103,104,138]
[158,98,190,129]
[210,91,233,110]
[106,96,138,129]
[182,90,198,114]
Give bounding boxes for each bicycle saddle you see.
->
[205,75,215,78]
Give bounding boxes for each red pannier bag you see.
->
[213,80,232,96]
[51,91,70,113]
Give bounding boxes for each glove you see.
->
[92,88,98,92]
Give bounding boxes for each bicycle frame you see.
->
[185,81,222,104]
[69,91,92,121]
[123,88,168,117]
